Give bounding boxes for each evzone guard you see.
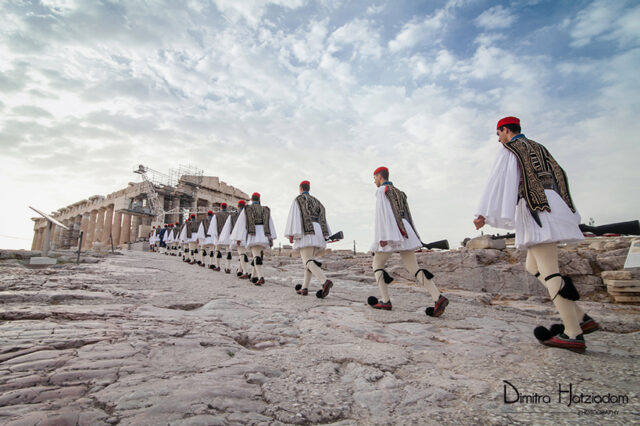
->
[149,226,157,252]
[197,210,214,267]
[368,167,449,317]
[231,192,277,285]
[209,203,232,273]
[168,222,179,256]
[223,200,250,278]
[284,180,333,298]
[475,116,599,353]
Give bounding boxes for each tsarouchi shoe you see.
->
[540,333,586,354]
[426,295,449,317]
[580,314,600,334]
[367,296,392,310]
[316,280,333,299]
[256,278,265,285]
[239,274,250,279]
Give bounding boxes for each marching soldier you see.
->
[475,116,599,353]
[284,180,333,298]
[208,203,231,272]
[368,167,449,317]
[231,193,277,285]
[197,211,214,267]
[224,200,250,278]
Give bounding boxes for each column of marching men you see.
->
[148,115,604,354]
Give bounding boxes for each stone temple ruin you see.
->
[30,165,248,252]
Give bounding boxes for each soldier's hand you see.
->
[473,216,486,230]
[380,241,388,247]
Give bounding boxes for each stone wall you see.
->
[273,237,636,300]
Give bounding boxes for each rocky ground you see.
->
[0,249,638,425]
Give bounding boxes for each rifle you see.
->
[326,231,344,242]
[421,239,449,250]
[579,220,640,236]
[490,233,515,240]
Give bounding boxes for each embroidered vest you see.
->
[504,137,575,214]
[384,185,419,239]
[215,211,230,235]
[203,217,212,237]
[230,211,240,228]
[245,204,271,237]
[295,193,330,237]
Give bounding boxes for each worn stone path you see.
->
[0,251,638,425]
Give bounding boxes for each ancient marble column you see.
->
[94,208,106,245]
[120,214,131,245]
[112,212,123,246]
[131,215,140,242]
[70,215,82,247]
[86,209,98,247]
[102,204,114,244]
[80,212,90,250]
[31,224,40,250]
[37,228,45,251]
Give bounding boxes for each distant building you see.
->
[31,174,248,251]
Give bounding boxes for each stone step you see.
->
[601,270,633,280]
[603,279,640,288]
[607,286,640,293]
[611,295,640,303]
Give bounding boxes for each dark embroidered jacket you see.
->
[203,217,212,237]
[245,204,271,237]
[295,193,330,237]
[215,211,230,235]
[384,185,419,239]
[186,220,199,238]
[504,136,575,215]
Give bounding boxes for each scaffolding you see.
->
[169,164,203,187]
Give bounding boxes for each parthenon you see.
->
[30,170,249,251]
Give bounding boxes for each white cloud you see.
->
[329,18,382,60]
[0,0,639,255]
[474,5,516,30]
[567,0,639,48]
[388,10,448,52]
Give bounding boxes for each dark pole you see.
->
[76,231,84,264]
[110,233,115,253]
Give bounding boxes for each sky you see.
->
[1,0,639,252]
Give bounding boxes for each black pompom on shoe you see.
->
[251,277,258,284]
[367,296,379,306]
[295,284,302,291]
[316,290,323,298]
[534,326,554,341]
[550,323,565,336]
[533,323,565,341]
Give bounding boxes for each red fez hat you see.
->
[207,210,213,215]
[221,203,227,208]
[190,213,196,218]
[497,116,520,129]
[300,180,310,187]
[152,226,155,229]
[373,166,388,176]
[175,222,179,225]
[252,192,260,198]
[238,200,246,206]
